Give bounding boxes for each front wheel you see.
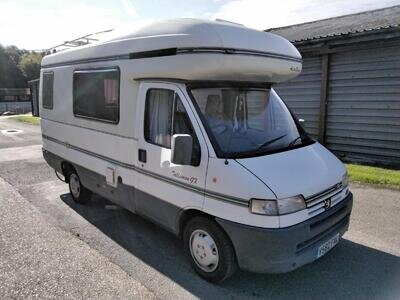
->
[67,170,92,204]
[183,217,238,283]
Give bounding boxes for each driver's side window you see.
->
[144,89,201,165]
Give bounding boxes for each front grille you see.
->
[305,182,347,216]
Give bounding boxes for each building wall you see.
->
[275,41,400,169]
[29,80,40,117]
[274,56,322,139]
[326,44,400,167]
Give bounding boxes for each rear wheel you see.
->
[67,170,91,204]
[183,216,237,283]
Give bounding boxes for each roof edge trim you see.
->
[41,47,302,69]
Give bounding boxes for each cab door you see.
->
[134,81,208,232]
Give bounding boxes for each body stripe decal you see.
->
[177,47,302,63]
[41,117,137,140]
[42,47,301,69]
[42,54,130,68]
[42,134,249,206]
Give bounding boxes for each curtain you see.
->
[147,89,174,148]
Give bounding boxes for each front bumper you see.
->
[217,192,353,273]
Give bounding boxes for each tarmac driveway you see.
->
[0,117,399,299]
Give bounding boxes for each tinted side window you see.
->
[42,72,54,109]
[73,68,120,123]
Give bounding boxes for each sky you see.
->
[1,0,400,50]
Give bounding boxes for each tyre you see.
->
[183,216,238,283]
[67,170,92,204]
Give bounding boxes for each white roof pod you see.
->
[42,19,302,83]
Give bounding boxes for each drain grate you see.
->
[1,129,23,135]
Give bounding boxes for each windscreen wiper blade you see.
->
[255,134,287,151]
[288,136,302,147]
[288,132,313,148]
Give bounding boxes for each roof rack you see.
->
[43,29,113,55]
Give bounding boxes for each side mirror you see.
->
[298,118,305,126]
[171,134,193,165]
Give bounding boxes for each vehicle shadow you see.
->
[60,193,400,300]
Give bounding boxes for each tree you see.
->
[19,52,42,82]
[5,45,27,65]
[0,44,26,88]
[0,44,43,88]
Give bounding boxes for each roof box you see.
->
[42,19,302,83]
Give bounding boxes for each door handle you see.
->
[138,149,147,163]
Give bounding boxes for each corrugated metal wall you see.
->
[274,44,400,168]
[0,102,32,114]
[274,56,321,138]
[325,45,400,167]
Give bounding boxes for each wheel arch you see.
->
[61,161,76,183]
[177,208,235,243]
[177,209,214,238]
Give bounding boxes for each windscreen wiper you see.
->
[288,132,312,147]
[288,136,302,147]
[255,134,287,151]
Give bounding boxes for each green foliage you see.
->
[0,44,42,88]
[347,164,400,189]
[10,115,40,125]
[5,45,27,65]
[19,52,42,81]
[0,45,26,87]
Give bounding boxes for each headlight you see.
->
[277,196,306,215]
[250,195,305,216]
[342,172,349,188]
[250,199,278,216]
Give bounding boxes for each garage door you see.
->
[274,56,322,139]
[326,45,400,167]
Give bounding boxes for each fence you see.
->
[0,101,32,114]
[0,88,32,115]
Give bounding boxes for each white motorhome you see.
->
[40,19,353,282]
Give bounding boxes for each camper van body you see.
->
[40,19,353,282]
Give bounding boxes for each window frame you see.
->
[186,83,314,159]
[42,71,54,110]
[72,66,121,124]
[144,88,201,166]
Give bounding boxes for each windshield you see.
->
[190,87,310,158]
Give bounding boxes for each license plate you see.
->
[317,233,340,258]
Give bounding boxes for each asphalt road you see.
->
[0,117,399,299]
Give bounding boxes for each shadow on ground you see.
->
[60,193,400,299]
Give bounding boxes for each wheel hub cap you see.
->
[69,174,81,198]
[189,229,219,272]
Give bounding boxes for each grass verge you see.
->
[10,115,40,125]
[346,164,400,189]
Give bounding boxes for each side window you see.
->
[73,68,120,123]
[144,89,201,165]
[173,97,201,166]
[42,71,54,109]
[144,89,174,148]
